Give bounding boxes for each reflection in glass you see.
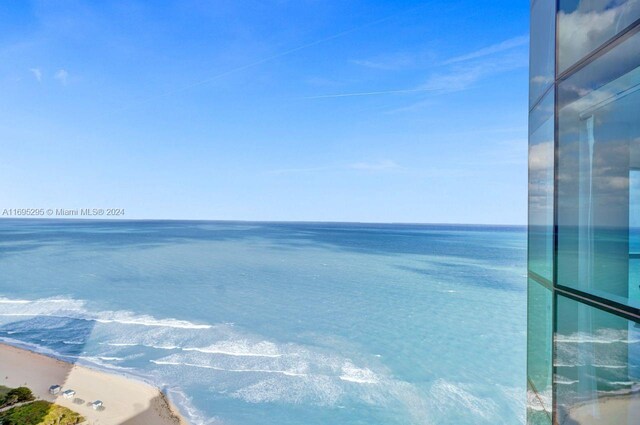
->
[557,29,640,308]
[630,171,640,305]
[530,0,556,107]
[527,279,553,424]
[528,92,555,282]
[555,295,640,424]
[558,0,640,72]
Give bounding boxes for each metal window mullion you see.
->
[551,0,560,423]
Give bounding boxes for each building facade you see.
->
[528,0,640,423]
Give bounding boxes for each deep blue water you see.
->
[0,220,526,424]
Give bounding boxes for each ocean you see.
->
[0,220,526,424]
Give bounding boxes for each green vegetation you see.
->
[0,401,84,425]
[0,386,11,405]
[0,387,34,408]
[0,386,83,425]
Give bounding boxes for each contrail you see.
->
[301,87,440,99]
[115,2,435,113]
[441,34,528,65]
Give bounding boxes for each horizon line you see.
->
[0,217,527,227]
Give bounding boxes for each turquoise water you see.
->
[0,220,526,424]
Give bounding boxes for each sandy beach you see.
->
[0,343,187,425]
[562,392,640,424]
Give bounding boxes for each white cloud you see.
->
[421,66,486,92]
[29,68,42,82]
[558,0,640,70]
[528,140,554,219]
[271,160,401,174]
[529,141,553,172]
[603,176,629,190]
[442,35,529,65]
[348,160,399,171]
[269,165,334,175]
[351,53,418,71]
[531,75,553,85]
[305,35,528,100]
[301,87,439,99]
[54,69,69,85]
[422,50,528,92]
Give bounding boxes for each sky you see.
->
[0,0,529,224]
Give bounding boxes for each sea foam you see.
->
[182,340,282,358]
[0,295,211,330]
[339,363,379,384]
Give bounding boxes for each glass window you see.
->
[558,0,640,72]
[555,295,640,424]
[529,92,555,282]
[530,0,556,108]
[527,279,553,424]
[630,171,640,305]
[557,29,640,308]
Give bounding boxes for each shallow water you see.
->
[0,220,526,424]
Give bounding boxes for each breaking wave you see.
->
[0,296,211,330]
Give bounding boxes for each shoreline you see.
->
[0,343,188,425]
[563,389,640,424]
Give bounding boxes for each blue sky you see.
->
[0,1,529,224]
